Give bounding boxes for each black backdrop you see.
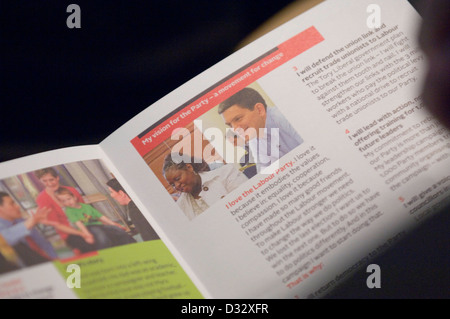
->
[1,0,448,299]
[1,1,299,160]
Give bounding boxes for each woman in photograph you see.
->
[34,167,96,254]
[163,153,248,220]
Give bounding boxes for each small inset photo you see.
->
[0,160,159,274]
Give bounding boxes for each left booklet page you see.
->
[0,145,202,299]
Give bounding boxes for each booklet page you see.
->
[0,146,201,298]
[101,0,449,298]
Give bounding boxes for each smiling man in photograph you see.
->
[219,87,303,173]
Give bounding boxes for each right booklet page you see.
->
[101,0,450,298]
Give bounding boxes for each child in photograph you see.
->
[35,167,96,253]
[54,188,136,250]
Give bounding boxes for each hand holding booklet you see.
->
[1,0,448,299]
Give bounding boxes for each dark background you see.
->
[1,0,448,298]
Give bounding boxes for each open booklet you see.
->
[1,0,449,299]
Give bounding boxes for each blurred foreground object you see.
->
[418,0,450,129]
